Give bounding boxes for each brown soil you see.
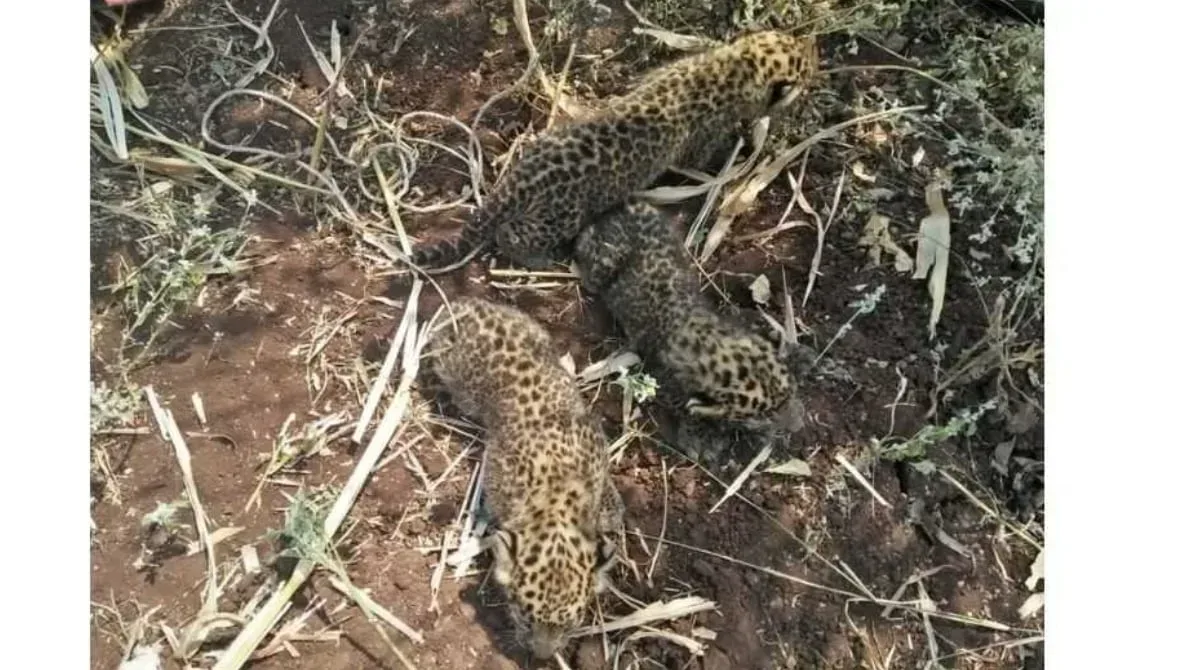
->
[91,2,1043,669]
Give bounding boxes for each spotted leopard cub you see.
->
[409,30,821,273]
[574,201,805,463]
[426,297,625,659]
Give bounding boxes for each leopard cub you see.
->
[574,201,805,463]
[409,30,821,273]
[426,297,624,659]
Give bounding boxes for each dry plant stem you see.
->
[709,444,773,514]
[120,109,328,197]
[372,156,412,256]
[511,0,571,114]
[308,31,366,177]
[802,168,847,310]
[221,0,281,87]
[569,596,716,637]
[327,575,423,645]
[213,282,426,670]
[144,387,218,609]
[939,470,1042,550]
[354,314,409,443]
[545,41,577,131]
[834,453,892,508]
[685,133,746,250]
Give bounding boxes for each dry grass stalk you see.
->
[801,167,847,309]
[327,575,423,644]
[212,281,427,670]
[693,105,923,264]
[708,444,773,514]
[354,310,411,443]
[939,470,1042,550]
[834,453,892,508]
[144,386,223,659]
[221,0,281,87]
[570,596,716,637]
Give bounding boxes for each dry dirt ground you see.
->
[90,1,1045,669]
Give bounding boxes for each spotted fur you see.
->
[409,30,821,272]
[574,201,805,463]
[427,297,625,659]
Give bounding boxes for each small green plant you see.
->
[138,499,192,567]
[273,488,338,565]
[90,380,141,433]
[614,369,659,404]
[141,499,189,536]
[96,181,250,365]
[874,399,997,463]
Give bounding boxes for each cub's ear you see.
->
[490,529,516,587]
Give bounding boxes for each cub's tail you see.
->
[404,209,494,275]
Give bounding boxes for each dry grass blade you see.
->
[640,117,771,208]
[709,444,772,513]
[697,119,777,261]
[213,282,427,670]
[801,168,847,308]
[327,575,423,644]
[685,125,754,250]
[912,180,952,339]
[939,470,1042,550]
[570,596,716,636]
[222,0,281,87]
[631,26,719,51]
[143,387,220,657]
[834,453,892,508]
[91,44,128,160]
[353,311,410,443]
[511,0,579,117]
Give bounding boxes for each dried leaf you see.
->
[749,275,771,306]
[1018,592,1044,620]
[764,459,812,477]
[912,182,951,339]
[859,213,914,273]
[120,644,163,670]
[851,161,877,183]
[911,145,926,168]
[1025,549,1044,591]
[117,58,150,109]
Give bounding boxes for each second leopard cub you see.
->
[426,297,624,660]
[409,30,821,273]
[574,202,805,463]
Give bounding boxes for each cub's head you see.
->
[731,30,822,113]
[490,525,619,659]
[682,330,805,434]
